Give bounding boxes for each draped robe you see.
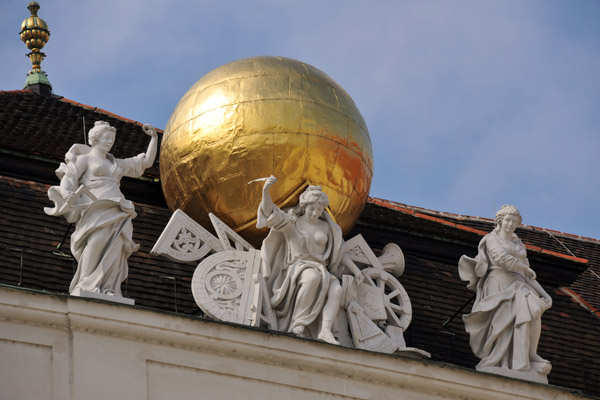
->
[257,202,344,333]
[46,144,146,296]
[458,232,552,371]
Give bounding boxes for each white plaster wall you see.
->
[0,287,590,400]
[0,339,53,400]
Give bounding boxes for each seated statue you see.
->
[45,121,158,299]
[257,176,363,344]
[458,205,552,381]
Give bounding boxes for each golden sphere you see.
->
[160,56,373,245]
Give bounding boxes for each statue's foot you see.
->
[530,354,548,363]
[531,358,552,374]
[103,290,115,296]
[291,326,305,337]
[317,330,340,345]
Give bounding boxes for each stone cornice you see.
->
[0,286,590,400]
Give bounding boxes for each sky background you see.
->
[1,0,598,239]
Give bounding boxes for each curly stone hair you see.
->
[88,121,116,146]
[494,204,522,230]
[290,185,329,217]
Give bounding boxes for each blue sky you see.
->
[1,1,598,239]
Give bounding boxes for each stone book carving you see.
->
[45,121,159,305]
[458,205,552,383]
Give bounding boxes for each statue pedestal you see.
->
[73,290,135,305]
[478,366,548,384]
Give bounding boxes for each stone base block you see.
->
[395,347,431,359]
[74,290,135,305]
[478,366,548,384]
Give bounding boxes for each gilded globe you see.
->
[160,56,373,245]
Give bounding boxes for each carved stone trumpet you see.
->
[378,243,405,277]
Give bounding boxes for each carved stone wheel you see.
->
[191,250,251,323]
[361,267,412,330]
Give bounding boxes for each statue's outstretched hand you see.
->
[142,124,157,137]
[524,267,536,280]
[264,175,277,191]
[341,253,365,285]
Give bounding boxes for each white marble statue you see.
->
[458,205,552,383]
[152,181,426,356]
[257,176,364,344]
[45,121,158,303]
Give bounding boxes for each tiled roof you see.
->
[1,175,599,397]
[1,90,600,397]
[352,200,600,398]
[0,176,198,315]
[368,197,600,314]
[0,90,162,178]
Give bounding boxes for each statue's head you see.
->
[290,185,329,218]
[494,204,522,229]
[299,185,330,209]
[88,121,116,147]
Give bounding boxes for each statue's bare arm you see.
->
[261,175,277,217]
[340,253,364,284]
[142,124,159,169]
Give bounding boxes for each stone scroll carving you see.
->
[458,204,552,383]
[152,178,428,358]
[44,121,159,305]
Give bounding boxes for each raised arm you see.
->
[142,124,159,169]
[261,175,277,217]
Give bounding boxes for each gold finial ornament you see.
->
[20,1,52,92]
[20,1,50,71]
[160,56,373,245]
